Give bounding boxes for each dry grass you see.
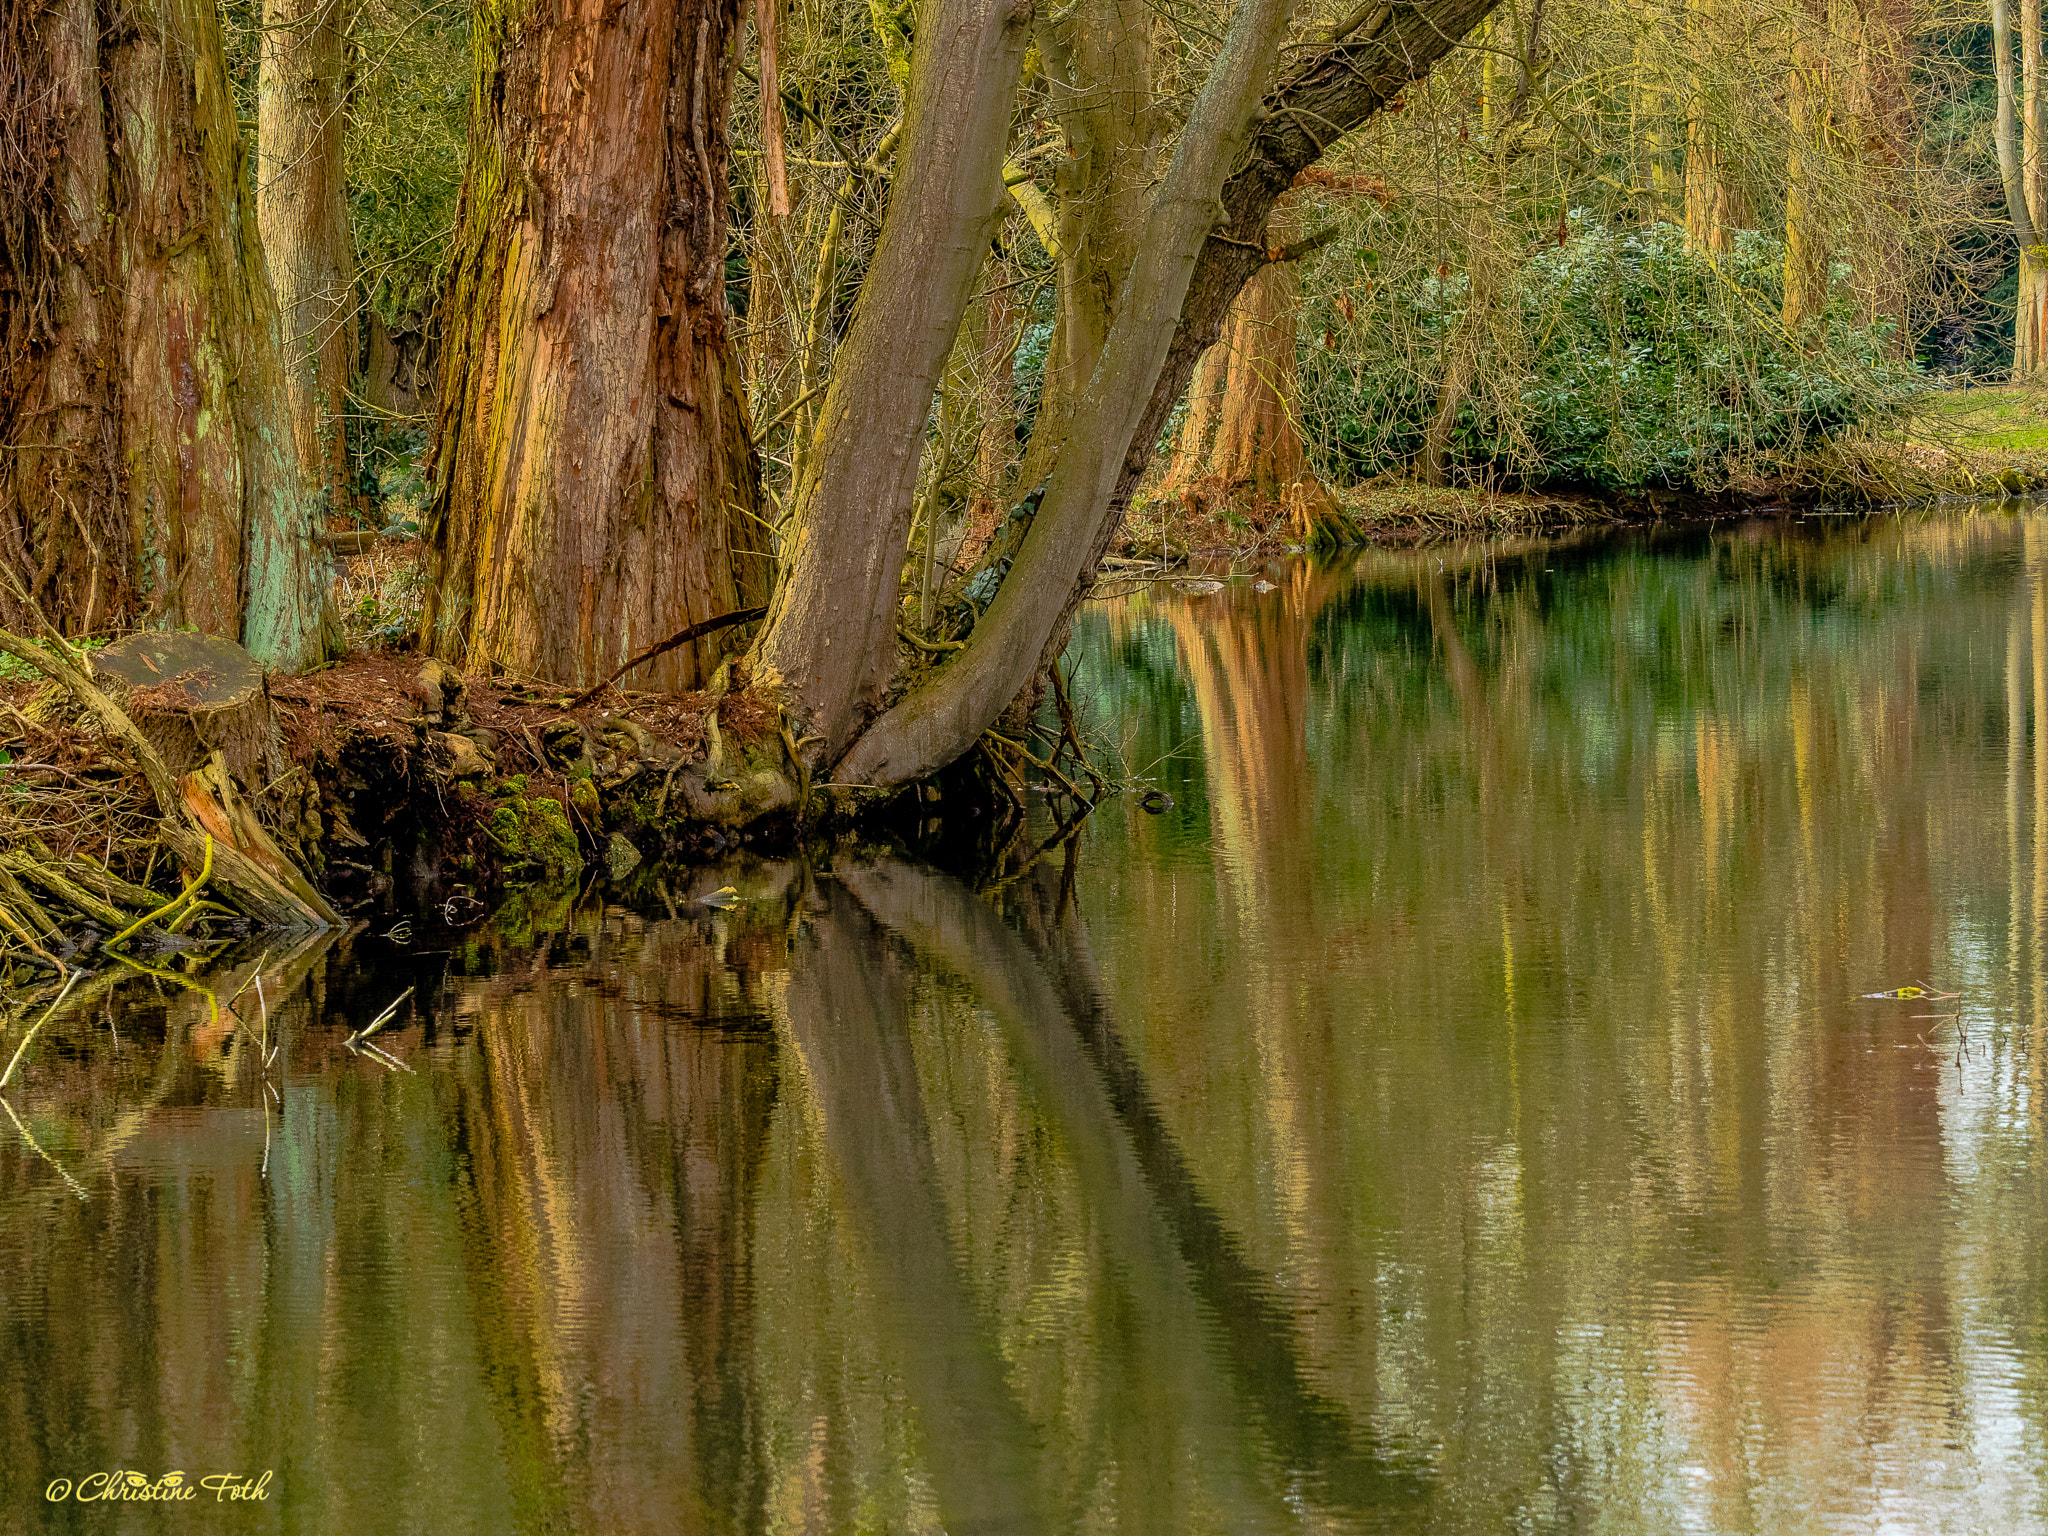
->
[334,536,428,652]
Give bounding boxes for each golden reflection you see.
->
[7,513,2048,1531]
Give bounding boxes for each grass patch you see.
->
[1916,382,2048,456]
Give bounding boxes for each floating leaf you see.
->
[700,885,744,909]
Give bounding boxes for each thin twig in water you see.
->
[0,968,81,1090]
[346,986,415,1047]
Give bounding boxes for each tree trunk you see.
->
[829,0,1303,787]
[1995,0,2048,377]
[420,0,770,693]
[967,255,1023,527]
[1007,0,1164,500]
[1839,0,1915,344]
[1781,0,1830,333]
[1684,0,1749,254]
[259,0,356,526]
[1161,209,1337,524]
[817,0,1503,791]
[2023,250,2048,377]
[0,0,331,671]
[749,0,1032,755]
[1160,337,1230,498]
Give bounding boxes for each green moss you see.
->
[484,790,579,875]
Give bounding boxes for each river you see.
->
[3,509,2046,1533]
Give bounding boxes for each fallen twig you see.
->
[566,605,768,709]
[0,968,83,1091]
[346,985,415,1047]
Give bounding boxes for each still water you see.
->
[5,510,2048,1533]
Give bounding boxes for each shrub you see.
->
[1297,216,1921,493]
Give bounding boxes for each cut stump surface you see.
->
[92,630,278,789]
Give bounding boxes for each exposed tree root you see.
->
[0,618,335,983]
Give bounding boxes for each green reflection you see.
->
[5,512,2048,1533]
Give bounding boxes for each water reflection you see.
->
[5,510,2048,1532]
[1074,509,2048,1532]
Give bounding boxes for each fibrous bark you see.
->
[259,0,357,523]
[421,0,770,693]
[0,0,331,671]
[1162,203,1340,528]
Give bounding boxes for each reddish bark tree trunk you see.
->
[421,0,769,693]
[259,0,357,524]
[1,0,330,669]
[1162,220,1331,516]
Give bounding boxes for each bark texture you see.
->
[831,0,1304,786]
[749,0,1032,752]
[421,0,769,692]
[258,0,356,522]
[1163,206,1332,516]
[0,0,330,670]
[1994,0,2048,376]
[1010,0,1165,496]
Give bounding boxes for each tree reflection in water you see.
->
[10,513,2048,1532]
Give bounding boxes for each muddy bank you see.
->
[0,634,1064,982]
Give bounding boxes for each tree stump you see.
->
[90,631,281,792]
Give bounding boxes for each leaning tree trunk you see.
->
[258,0,357,525]
[420,0,770,693]
[748,0,1034,755]
[800,0,1504,794]
[0,0,331,671]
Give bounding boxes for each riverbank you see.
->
[1110,382,2048,564]
[0,641,776,983]
[0,622,1079,981]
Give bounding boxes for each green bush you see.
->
[1298,216,1921,493]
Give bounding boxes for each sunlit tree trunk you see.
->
[420,0,770,693]
[1162,214,1342,532]
[1160,340,1230,498]
[1781,0,1830,332]
[1684,0,1750,253]
[259,0,356,523]
[1994,0,2048,375]
[0,0,330,669]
